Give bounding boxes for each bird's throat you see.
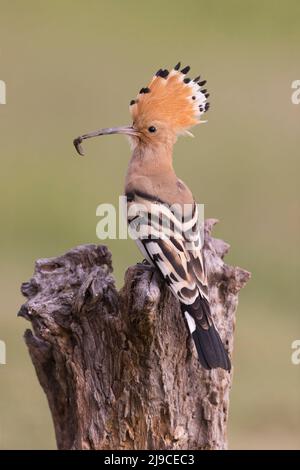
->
[128,143,174,176]
[125,143,177,200]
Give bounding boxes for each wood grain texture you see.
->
[19,219,250,450]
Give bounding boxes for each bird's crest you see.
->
[129,62,210,134]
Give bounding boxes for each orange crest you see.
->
[129,62,210,133]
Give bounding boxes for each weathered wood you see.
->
[19,219,250,450]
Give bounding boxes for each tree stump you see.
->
[18,219,250,450]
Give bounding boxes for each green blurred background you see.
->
[0,0,299,450]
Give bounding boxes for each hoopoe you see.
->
[74,62,231,371]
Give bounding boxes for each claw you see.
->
[136,259,155,271]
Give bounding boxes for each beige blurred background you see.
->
[0,0,299,449]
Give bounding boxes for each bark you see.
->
[19,219,250,450]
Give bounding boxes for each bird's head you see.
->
[74,62,210,156]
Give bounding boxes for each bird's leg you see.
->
[136,259,155,271]
[135,259,160,287]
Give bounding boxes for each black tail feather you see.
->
[181,296,231,371]
[192,323,231,371]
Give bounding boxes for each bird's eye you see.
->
[148,126,157,133]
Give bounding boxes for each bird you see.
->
[73,62,231,371]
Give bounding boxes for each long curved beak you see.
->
[73,126,139,156]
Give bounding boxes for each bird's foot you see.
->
[135,260,161,286]
[136,259,154,271]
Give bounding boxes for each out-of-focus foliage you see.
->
[0,0,299,449]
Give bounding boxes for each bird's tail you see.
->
[183,300,231,371]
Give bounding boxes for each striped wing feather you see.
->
[129,200,211,329]
[128,199,231,371]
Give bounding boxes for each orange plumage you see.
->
[129,62,210,134]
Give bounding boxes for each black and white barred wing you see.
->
[127,199,231,371]
[128,201,210,325]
